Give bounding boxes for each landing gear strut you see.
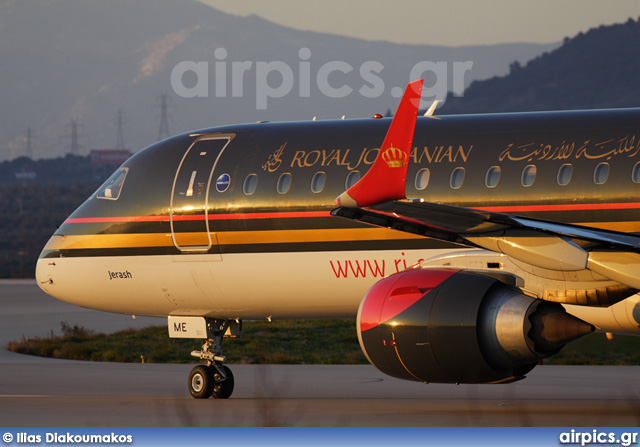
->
[187,319,240,399]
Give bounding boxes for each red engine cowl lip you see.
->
[359,268,459,333]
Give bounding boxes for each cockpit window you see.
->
[96,167,128,200]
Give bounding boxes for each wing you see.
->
[332,82,640,291]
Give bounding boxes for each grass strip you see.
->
[8,320,368,364]
[7,320,640,365]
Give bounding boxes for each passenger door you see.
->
[170,135,233,253]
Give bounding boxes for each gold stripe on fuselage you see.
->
[216,228,421,245]
[584,221,640,233]
[43,233,174,250]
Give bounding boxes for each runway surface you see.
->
[1,280,639,426]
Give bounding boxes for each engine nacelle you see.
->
[357,268,594,384]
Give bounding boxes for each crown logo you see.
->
[382,145,407,168]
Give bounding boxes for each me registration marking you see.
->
[167,316,207,339]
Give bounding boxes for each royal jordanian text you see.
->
[262,144,475,173]
[13,432,133,444]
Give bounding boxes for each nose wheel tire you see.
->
[188,364,234,399]
[189,365,214,399]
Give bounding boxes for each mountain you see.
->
[441,18,640,113]
[0,0,557,160]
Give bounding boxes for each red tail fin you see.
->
[335,80,423,207]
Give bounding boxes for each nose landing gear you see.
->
[187,319,240,399]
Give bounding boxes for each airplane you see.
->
[35,80,640,399]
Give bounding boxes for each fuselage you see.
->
[36,108,640,322]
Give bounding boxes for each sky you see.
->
[197,0,640,46]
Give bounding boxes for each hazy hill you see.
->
[441,18,640,113]
[0,0,556,160]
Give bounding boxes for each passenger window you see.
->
[415,168,430,190]
[243,174,258,195]
[311,171,326,193]
[96,167,128,200]
[633,162,640,183]
[485,166,501,188]
[521,165,537,187]
[557,164,573,186]
[594,163,609,185]
[345,171,361,189]
[450,167,465,189]
[277,172,292,194]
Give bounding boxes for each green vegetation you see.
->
[8,320,640,365]
[7,320,368,364]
